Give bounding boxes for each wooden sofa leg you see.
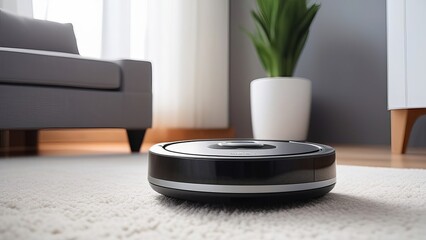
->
[391,109,426,154]
[126,129,146,153]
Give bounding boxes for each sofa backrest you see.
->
[0,9,79,54]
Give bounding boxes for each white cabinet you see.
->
[406,0,426,107]
[387,0,426,153]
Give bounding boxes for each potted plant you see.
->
[248,0,320,140]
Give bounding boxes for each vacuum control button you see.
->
[217,141,264,148]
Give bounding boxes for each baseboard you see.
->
[40,128,235,144]
[39,129,127,143]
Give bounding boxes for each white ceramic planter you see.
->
[250,77,311,140]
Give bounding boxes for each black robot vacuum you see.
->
[148,139,336,202]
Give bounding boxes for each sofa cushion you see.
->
[0,47,121,90]
[0,9,79,54]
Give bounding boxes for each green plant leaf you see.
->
[251,10,270,42]
[290,4,320,74]
[246,0,320,77]
[248,31,272,76]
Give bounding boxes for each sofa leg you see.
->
[126,129,146,153]
[0,130,38,156]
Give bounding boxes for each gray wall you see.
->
[230,0,426,146]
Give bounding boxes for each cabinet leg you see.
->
[391,109,426,154]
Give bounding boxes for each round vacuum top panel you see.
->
[163,140,321,157]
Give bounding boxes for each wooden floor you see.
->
[2,142,426,169]
[333,145,426,169]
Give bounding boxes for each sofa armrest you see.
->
[115,60,152,93]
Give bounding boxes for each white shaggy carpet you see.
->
[0,154,425,240]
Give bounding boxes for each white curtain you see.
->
[0,0,33,17]
[99,0,148,61]
[147,0,229,128]
[31,0,229,129]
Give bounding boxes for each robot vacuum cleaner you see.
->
[148,140,335,202]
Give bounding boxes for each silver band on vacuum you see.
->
[149,176,336,194]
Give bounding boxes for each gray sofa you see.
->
[0,9,152,152]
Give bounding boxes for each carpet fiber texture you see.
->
[0,154,425,240]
